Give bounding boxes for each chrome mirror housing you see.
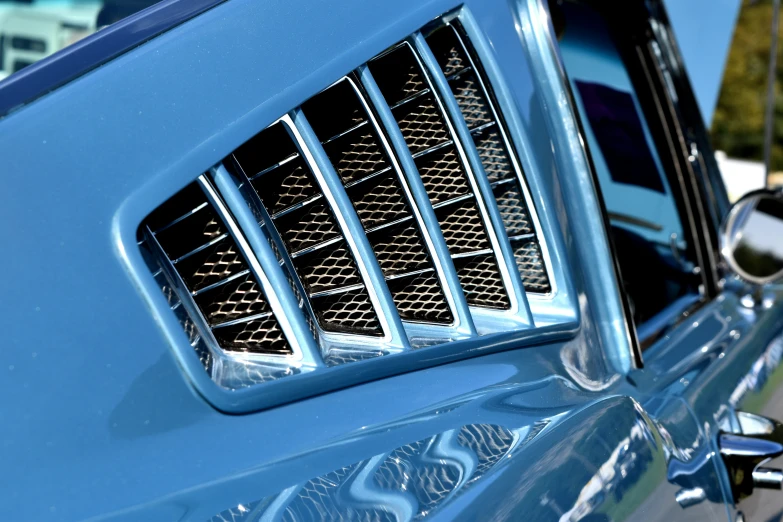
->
[721,189,783,285]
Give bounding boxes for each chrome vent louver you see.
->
[368,43,511,309]
[231,121,384,338]
[301,77,454,325]
[424,22,551,294]
[135,12,567,409]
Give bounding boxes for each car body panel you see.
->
[0,0,781,520]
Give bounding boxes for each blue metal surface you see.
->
[0,0,226,119]
[0,0,781,520]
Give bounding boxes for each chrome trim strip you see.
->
[411,33,534,332]
[309,283,367,299]
[457,8,579,327]
[269,193,324,220]
[170,232,229,264]
[211,311,275,329]
[410,139,454,159]
[221,155,332,355]
[389,87,432,110]
[322,119,370,145]
[358,66,477,341]
[444,21,558,300]
[200,173,317,366]
[249,153,299,181]
[143,223,223,368]
[289,110,410,353]
[190,268,251,296]
[151,201,208,233]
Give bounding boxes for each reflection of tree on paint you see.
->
[734,243,783,278]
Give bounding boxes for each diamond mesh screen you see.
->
[370,44,510,310]
[426,22,552,294]
[303,77,453,325]
[144,181,293,358]
[236,121,383,336]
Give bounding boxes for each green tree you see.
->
[712,0,783,170]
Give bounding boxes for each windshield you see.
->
[0,0,161,81]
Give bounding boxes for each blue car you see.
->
[2,0,783,520]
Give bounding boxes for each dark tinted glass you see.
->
[557,1,701,332]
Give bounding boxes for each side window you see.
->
[555,1,703,339]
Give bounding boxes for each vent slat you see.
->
[233,121,384,337]
[425,22,551,294]
[369,43,511,311]
[302,77,454,326]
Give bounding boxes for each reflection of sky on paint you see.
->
[559,3,685,248]
[739,210,783,259]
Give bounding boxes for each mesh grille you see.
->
[436,199,490,255]
[292,241,363,294]
[275,201,341,253]
[388,271,453,323]
[451,74,492,129]
[457,424,516,477]
[194,273,270,325]
[454,254,510,309]
[414,145,471,205]
[473,128,514,184]
[371,41,511,310]
[426,22,552,294]
[249,156,318,215]
[367,44,427,105]
[303,77,454,326]
[145,181,293,358]
[348,171,410,229]
[392,94,450,154]
[493,181,533,236]
[368,222,430,275]
[212,315,291,355]
[323,126,389,185]
[236,121,384,336]
[513,241,551,293]
[311,288,382,335]
[175,237,247,292]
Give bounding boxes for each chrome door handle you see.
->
[719,412,783,501]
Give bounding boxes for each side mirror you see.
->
[721,189,783,285]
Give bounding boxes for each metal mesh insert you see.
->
[348,171,411,229]
[212,315,292,355]
[155,205,225,260]
[457,424,516,477]
[368,221,430,275]
[175,236,247,292]
[323,126,389,185]
[450,73,492,129]
[194,272,270,325]
[274,201,341,254]
[249,156,318,215]
[414,144,471,205]
[238,116,385,339]
[310,288,382,335]
[427,21,553,295]
[454,254,510,309]
[512,240,551,293]
[493,181,533,237]
[145,181,293,358]
[387,271,453,323]
[368,44,428,105]
[304,77,454,326]
[292,241,363,294]
[392,94,450,154]
[435,199,491,255]
[473,127,514,184]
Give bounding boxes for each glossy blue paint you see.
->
[0,0,226,118]
[1,0,781,520]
